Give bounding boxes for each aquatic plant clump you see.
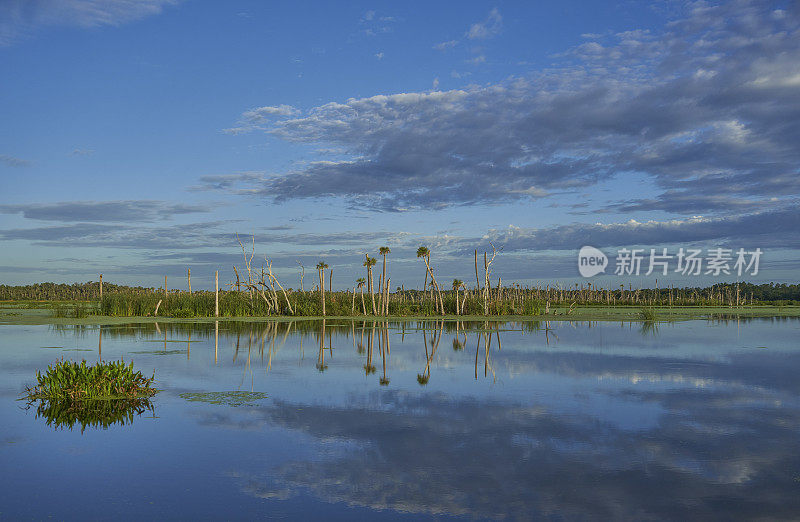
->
[179,391,268,407]
[25,359,157,402]
[639,307,658,321]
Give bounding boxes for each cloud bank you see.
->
[217,1,799,214]
[0,200,210,223]
[478,203,800,253]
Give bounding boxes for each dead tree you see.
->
[296,260,305,292]
[482,243,499,315]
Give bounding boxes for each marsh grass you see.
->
[4,281,800,312]
[9,279,798,319]
[52,302,94,319]
[96,289,544,318]
[100,291,274,317]
[639,307,658,321]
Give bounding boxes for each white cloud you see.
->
[359,9,397,36]
[466,8,502,40]
[433,39,458,51]
[223,105,299,134]
[0,154,30,167]
[0,0,181,45]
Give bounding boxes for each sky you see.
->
[0,0,798,290]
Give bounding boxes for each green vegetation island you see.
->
[21,359,157,432]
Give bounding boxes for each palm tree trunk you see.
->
[497,277,502,309]
[369,266,377,315]
[360,287,367,315]
[319,269,326,316]
[381,254,387,316]
[378,273,384,315]
[423,257,444,315]
[385,278,390,316]
[474,250,480,296]
[483,252,489,315]
[433,278,444,315]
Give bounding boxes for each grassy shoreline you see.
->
[2,303,799,325]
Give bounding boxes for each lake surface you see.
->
[1,318,799,520]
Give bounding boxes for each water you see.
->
[1,318,799,520]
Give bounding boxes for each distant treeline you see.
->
[8,235,798,318]
[0,281,147,301]
[1,280,799,312]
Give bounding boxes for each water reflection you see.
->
[23,317,800,519]
[28,396,154,433]
[52,319,537,386]
[226,387,800,520]
[46,317,800,392]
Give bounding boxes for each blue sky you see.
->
[1,0,798,290]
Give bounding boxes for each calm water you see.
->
[1,318,799,520]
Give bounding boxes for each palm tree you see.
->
[378,246,391,316]
[417,246,430,305]
[416,246,444,315]
[452,279,463,315]
[363,255,378,315]
[356,277,367,315]
[316,261,328,316]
